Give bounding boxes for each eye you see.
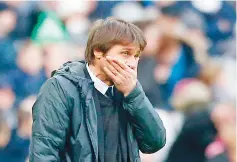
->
[122,51,129,56]
[134,52,141,58]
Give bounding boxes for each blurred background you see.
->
[0,1,236,162]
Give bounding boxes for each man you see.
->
[30,17,166,162]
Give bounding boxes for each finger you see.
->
[113,59,134,74]
[103,67,122,85]
[107,59,128,77]
[106,56,128,71]
[108,60,136,81]
[103,67,117,81]
[106,57,122,72]
[106,56,136,77]
[105,60,121,77]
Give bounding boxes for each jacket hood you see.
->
[51,61,93,88]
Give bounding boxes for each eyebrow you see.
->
[121,48,133,51]
[121,47,141,53]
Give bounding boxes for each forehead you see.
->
[113,44,141,52]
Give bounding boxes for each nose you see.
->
[126,57,139,70]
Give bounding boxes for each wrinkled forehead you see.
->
[119,43,141,53]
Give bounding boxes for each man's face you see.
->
[100,44,141,71]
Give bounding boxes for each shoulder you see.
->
[53,75,80,100]
[38,77,76,110]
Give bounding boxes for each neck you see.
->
[88,63,113,86]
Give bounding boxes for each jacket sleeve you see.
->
[123,82,166,154]
[29,78,71,162]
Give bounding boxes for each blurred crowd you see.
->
[0,1,236,162]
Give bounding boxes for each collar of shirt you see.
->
[86,63,113,96]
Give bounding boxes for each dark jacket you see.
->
[29,61,166,162]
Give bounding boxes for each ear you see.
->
[93,48,103,59]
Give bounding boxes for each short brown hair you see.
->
[85,17,147,64]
